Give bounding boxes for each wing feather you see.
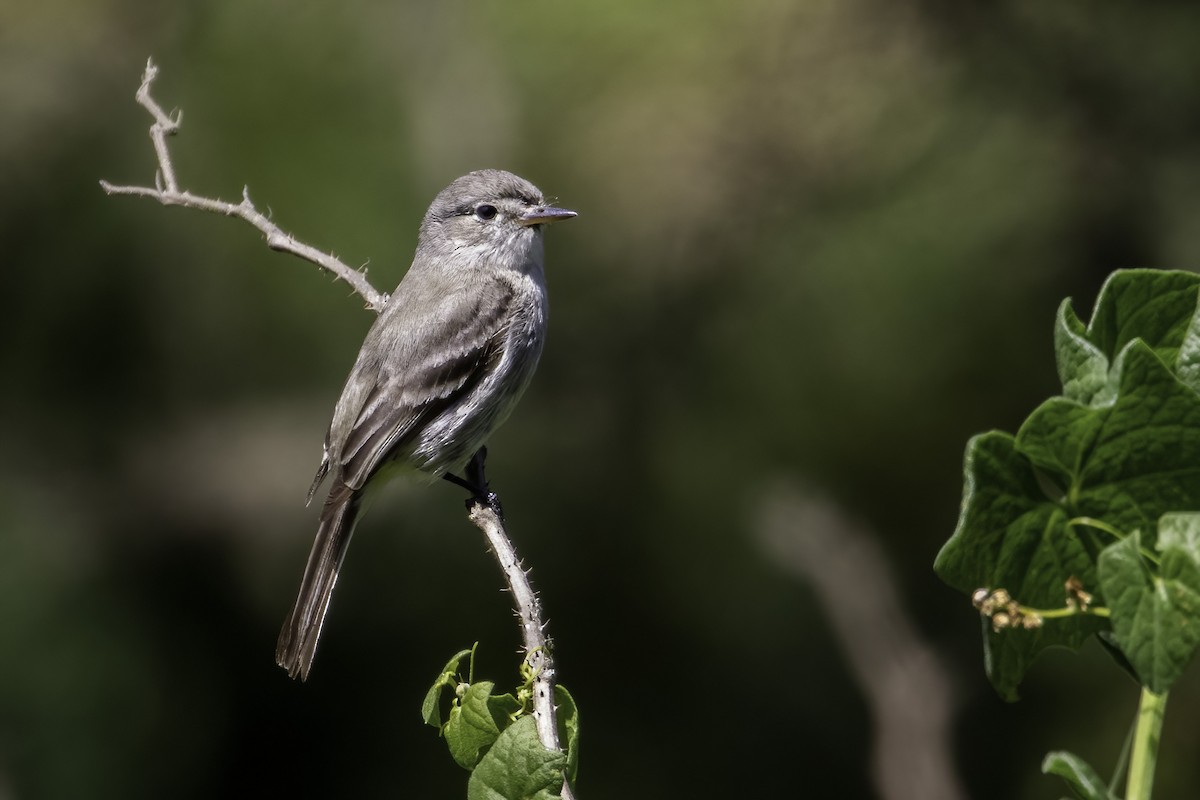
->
[326,279,516,489]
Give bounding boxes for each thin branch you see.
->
[105,60,573,796]
[468,503,575,800]
[99,58,388,312]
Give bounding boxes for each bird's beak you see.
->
[518,206,578,227]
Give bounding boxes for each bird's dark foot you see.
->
[444,447,506,521]
[481,490,505,520]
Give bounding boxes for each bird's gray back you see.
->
[325,257,546,489]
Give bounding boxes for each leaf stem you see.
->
[1126,687,1168,800]
[1067,516,1126,541]
[1022,604,1110,619]
[1067,517,1160,565]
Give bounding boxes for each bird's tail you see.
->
[276,484,362,680]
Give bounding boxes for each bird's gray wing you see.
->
[331,280,515,489]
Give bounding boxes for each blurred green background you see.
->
[5,1,1200,798]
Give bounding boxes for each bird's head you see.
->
[417,169,576,271]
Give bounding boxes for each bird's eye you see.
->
[475,204,498,221]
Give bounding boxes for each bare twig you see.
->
[468,503,575,800]
[105,59,573,795]
[99,58,388,312]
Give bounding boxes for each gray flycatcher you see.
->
[276,169,576,680]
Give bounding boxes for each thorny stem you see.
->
[99,58,387,311]
[463,447,572,798]
[468,505,573,798]
[104,58,574,796]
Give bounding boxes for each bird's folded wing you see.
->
[333,283,515,489]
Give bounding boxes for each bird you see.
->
[276,169,576,680]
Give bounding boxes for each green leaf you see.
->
[1069,344,1200,544]
[1069,269,1200,391]
[467,715,567,800]
[445,682,524,770]
[1098,529,1200,693]
[1095,630,1140,685]
[935,431,1104,700]
[1013,398,1104,492]
[1178,305,1200,395]
[1041,750,1117,800]
[555,685,580,788]
[1055,298,1114,407]
[936,341,1200,698]
[422,648,474,727]
[1157,512,1200,561]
